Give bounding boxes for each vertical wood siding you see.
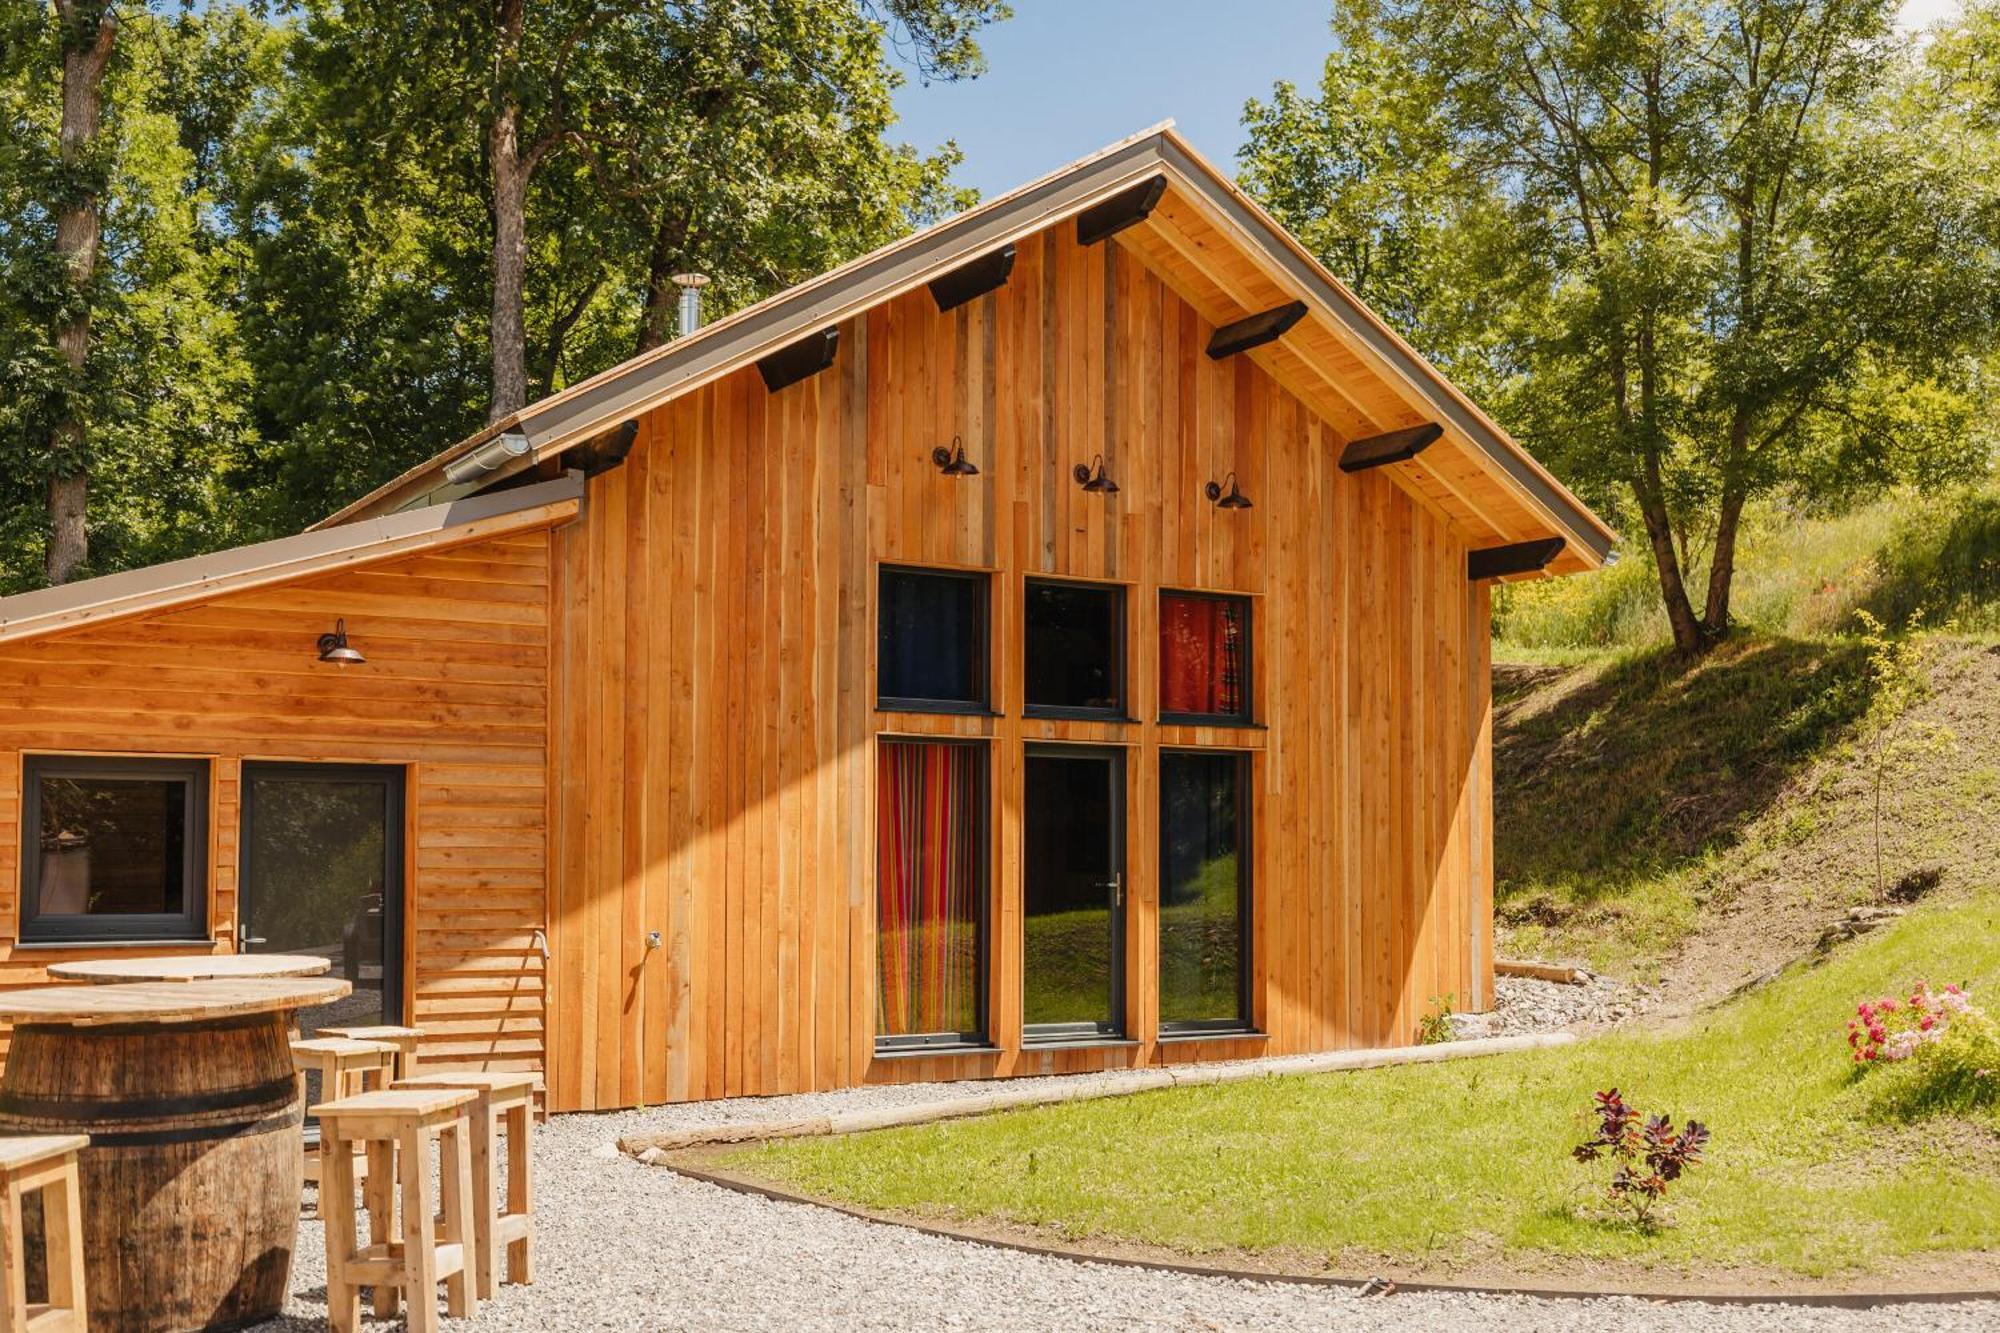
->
[0,535,553,1079]
[546,224,1494,1109]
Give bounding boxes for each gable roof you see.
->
[323,124,1615,572]
[0,473,582,646]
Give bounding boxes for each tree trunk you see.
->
[1632,450,1706,656]
[486,0,530,421]
[46,1,118,585]
[634,209,690,356]
[1703,470,1748,638]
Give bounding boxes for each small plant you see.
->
[1848,610,1956,902]
[1417,993,1455,1045]
[1845,979,1974,1064]
[1572,1088,1710,1227]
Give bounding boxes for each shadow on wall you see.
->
[1491,635,1875,908]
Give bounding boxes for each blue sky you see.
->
[889,2,1336,198]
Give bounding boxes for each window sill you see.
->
[1157,1029,1267,1044]
[1021,709,1134,723]
[1157,715,1265,730]
[1020,1036,1141,1052]
[872,1043,1001,1061]
[10,937,216,952]
[876,704,1001,718]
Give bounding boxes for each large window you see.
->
[1024,580,1124,717]
[1160,592,1251,724]
[876,740,987,1048]
[20,755,209,944]
[878,567,988,712]
[1158,751,1250,1031]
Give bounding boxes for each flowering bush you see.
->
[1572,1088,1710,1226]
[1845,980,1976,1065]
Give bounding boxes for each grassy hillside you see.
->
[735,890,2000,1279]
[1490,483,2000,988]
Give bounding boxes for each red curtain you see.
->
[1160,596,1244,717]
[877,742,981,1036]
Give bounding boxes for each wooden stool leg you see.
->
[505,1100,533,1286]
[398,1125,440,1333]
[322,1127,362,1333]
[0,1180,27,1333]
[438,1118,476,1318]
[468,1102,499,1300]
[364,1139,398,1320]
[43,1163,86,1330]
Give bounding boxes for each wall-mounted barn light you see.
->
[316,619,365,665]
[1204,473,1252,510]
[1072,454,1119,495]
[931,435,979,477]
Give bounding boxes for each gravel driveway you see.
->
[266,1080,2000,1332]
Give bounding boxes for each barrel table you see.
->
[0,976,350,1333]
[46,955,331,985]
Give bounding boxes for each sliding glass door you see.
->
[1022,747,1124,1039]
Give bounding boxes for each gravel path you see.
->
[266,1085,2000,1332]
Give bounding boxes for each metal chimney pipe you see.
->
[672,272,710,336]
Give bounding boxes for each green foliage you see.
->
[1241,0,2000,653]
[733,891,2000,1274]
[1416,993,1454,1045]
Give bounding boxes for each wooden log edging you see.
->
[1495,959,1589,984]
[661,1157,2000,1311]
[618,1032,1576,1157]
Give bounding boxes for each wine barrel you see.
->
[0,1010,304,1333]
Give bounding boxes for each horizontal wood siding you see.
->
[0,535,554,1079]
[547,222,1492,1109]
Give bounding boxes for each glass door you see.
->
[1022,747,1124,1039]
[240,762,405,1040]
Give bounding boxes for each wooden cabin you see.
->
[0,127,1614,1112]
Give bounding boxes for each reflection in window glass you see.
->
[1025,581,1123,714]
[1159,751,1248,1028]
[24,756,207,942]
[878,569,987,709]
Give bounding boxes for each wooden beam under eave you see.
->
[1339,423,1444,473]
[929,244,1017,312]
[756,327,840,393]
[1206,301,1308,360]
[1076,175,1167,246]
[1468,537,1566,581]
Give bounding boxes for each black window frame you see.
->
[1158,590,1255,727]
[19,753,210,945]
[873,737,992,1053]
[876,565,992,716]
[1022,578,1128,721]
[1156,748,1255,1036]
[1020,743,1128,1043]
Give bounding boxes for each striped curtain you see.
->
[1161,595,1245,717]
[877,742,982,1037]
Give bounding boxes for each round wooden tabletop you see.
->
[46,954,332,984]
[0,976,352,1026]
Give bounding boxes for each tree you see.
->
[1243,0,1999,655]
[294,0,1005,421]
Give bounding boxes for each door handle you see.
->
[1103,872,1124,909]
[238,923,267,948]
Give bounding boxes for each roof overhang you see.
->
[314,125,1615,576]
[0,472,583,647]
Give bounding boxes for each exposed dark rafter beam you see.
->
[756,327,840,393]
[1075,175,1168,246]
[1468,537,1566,581]
[928,243,1017,312]
[1205,300,1308,360]
[573,419,640,478]
[1337,423,1444,473]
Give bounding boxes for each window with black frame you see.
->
[20,755,209,944]
[1159,591,1251,724]
[1024,580,1124,717]
[878,567,988,712]
[876,739,987,1049]
[1158,750,1251,1031]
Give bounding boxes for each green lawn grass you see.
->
[731,891,2000,1276]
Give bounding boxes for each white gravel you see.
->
[265,1083,1999,1332]
[1453,971,1658,1039]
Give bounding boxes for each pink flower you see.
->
[1919,1016,1936,1032]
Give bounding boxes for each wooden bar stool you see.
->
[397,1072,535,1300]
[0,1135,88,1333]
[316,1089,477,1333]
[291,1037,399,1186]
[317,1025,423,1081]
